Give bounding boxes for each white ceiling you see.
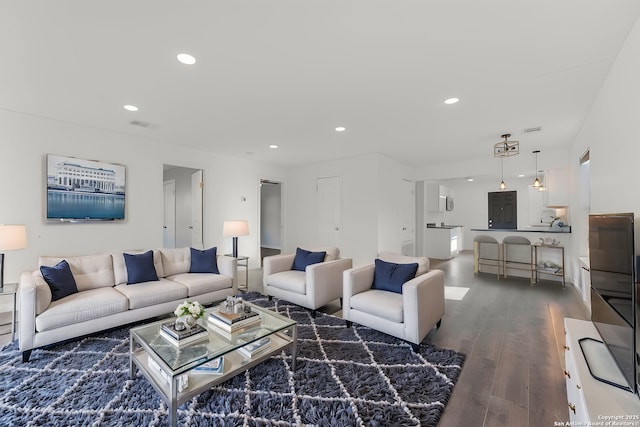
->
[2,1,639,170]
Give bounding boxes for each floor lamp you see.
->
[223,220,249,258]
[0,224,27,287]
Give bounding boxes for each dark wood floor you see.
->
[430,251,589,427]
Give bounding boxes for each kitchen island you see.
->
[470,227,571,284]
[425,225,463,259]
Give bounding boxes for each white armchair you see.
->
[343,252,445,350]
[263,246,352,317]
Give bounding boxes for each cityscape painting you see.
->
[46,154,126,221]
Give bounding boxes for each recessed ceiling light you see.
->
[123,105,139,112]
[466,177,474,182]
[335,126,346,132]
[444,98,459,105]
[269,144,278,149]
[517,174,526,178]
[177,53,196,65]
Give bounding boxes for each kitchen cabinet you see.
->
[563,318,640,423]
[544,167,569,207]
[425,226,461,259]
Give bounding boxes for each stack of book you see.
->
[160,321,209,348]
[238,337,271,358]
[208,309,261,333]
[192,357,224,375]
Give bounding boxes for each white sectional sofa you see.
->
[18,247,237,362]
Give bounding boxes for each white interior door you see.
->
[190,170,204,249]
[316,176,342,248]
[401,179,415,255]
[163,180,176,248]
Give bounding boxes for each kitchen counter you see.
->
[426,224,464,230]
[471,226,571,234]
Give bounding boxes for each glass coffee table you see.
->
[129,301,298,427]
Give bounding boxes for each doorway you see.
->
[163,165,204,249]
[488,191,517,229]
[260,179,282,264]
[163,180,176,248]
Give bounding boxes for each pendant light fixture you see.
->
[494,133,519,157]
[499,157,506,190]
[532,150,542,188]
[494,133,517,189]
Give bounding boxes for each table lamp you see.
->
[223,220,249,258]
[0,224,27,287]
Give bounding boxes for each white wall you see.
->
[286,153,379,266]
[376,154,415,255]
[568,15,640,299]
[0,110,285,281]
[570,15,640,220]
[285,153,418,266]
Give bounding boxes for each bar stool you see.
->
[473,235,501,279]
[502,235,534,284]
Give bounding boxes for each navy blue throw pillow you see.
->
[40,260,78,301]
[124,250,159,284]
[292,247,326,271]
[371,258,419,294]
[190,247,219,274]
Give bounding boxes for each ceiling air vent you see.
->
[129,120,155,129]
[523,126,543,134]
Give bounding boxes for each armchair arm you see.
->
[343,264,375,297]
[402,269,445,344]
[216,255,238,291]
[306,258,353,308]
[18,271,38,351]
[342,264,374,320]
[263,254,295,283]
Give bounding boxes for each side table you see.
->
[225,255,249,291]
[0,283,18,341]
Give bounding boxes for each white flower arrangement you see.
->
[174,300,205,319]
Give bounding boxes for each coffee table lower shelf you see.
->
[130,331,296,427]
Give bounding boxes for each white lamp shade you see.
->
[0,225,27,251]
[223,220,249,237]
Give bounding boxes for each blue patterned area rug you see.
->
[0,292,464,426]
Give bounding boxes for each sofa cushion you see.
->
[39,254,115,291]
[371,258,418,294]
[378,252,430,276]
[115,278,188,310]
[350,289,404,323]
[190,247,219,274]
[40,260,78,301]
[160,247,190,277]
[169,273,232,296]
[267,270,306,295]
[113,250,164,285]
[35,287,129,332]
[124,251,159,284]
[292,247,326,271]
